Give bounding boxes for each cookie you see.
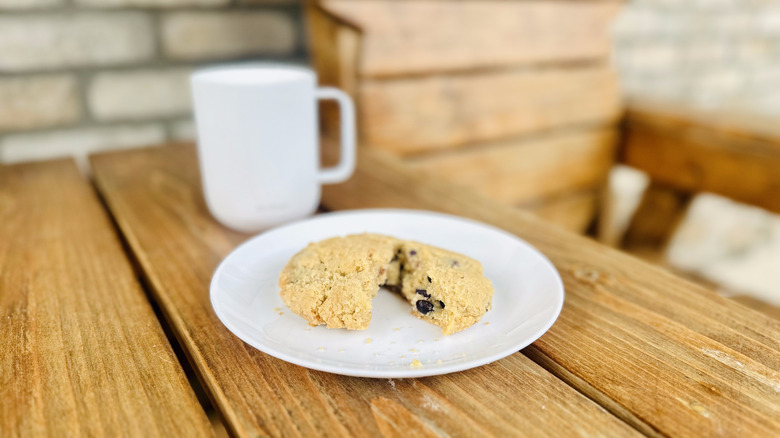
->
[279,233,493,335]
[394,241,493,335]
[279,234,399,330]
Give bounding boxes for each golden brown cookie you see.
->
[395,241,493,335]
[279,234,399,330]
[279,233,493,335]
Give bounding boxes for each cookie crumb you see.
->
[410,348,418,353]
[400,355,406,359]
[390,361,395,365]
[393,328,400,331]
[410,359,423,368]
[317,347,325,352]
[273,307,280,312]
[484,322,490,325]
[436,359,443,364]
[338,349,345,352]
[364,338,372,344]
[278,312,283,315]
[417,339,423,343]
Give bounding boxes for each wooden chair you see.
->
[617,100,780,251]
[307,0,623,233]
[307,1,780,255]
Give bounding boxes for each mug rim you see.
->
[191,62,315,86]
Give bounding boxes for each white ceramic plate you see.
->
[210,209,564,378]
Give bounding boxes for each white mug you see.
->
[190,63,356,232]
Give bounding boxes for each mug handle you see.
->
[316,87,357,184]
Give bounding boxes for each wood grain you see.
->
[731,296,780,321]
[524,190,599,234]
[0,160,212,437]
[307,2,361,142]
[317,0,620,77]
[308,2,360,97]
[408,128,617,205]
[621,101,780,214]
[90,144,641,438]
[319,147,780,437]
[360,66,622,155]
[621,183,692,252]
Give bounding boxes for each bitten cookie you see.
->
[393,241,493,335]
[278,234,399,330]
[279,234,494,335]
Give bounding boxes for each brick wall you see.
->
[0,0,303,169]
[5,0,777,170]
[614,0,780,115]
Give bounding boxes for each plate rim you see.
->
[210,208,565,378]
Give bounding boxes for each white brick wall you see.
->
[0,13,155,72]
[162,11,297,60]
[239,0,296,4]
[0,3,302,167]
[0,124,166,171]
[0,0,63,9]
[0,75,81,132]
[170,119,196,141]
[614,1,780,117]
[88,69,192,121]
[75,0,228,8]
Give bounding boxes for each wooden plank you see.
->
[307,2,361,143]
[0,160,212,437]
[90,144,642,438]
[320,147,780,437]
[318,0,621,77]
[621,101,780,214]
[307,2,361,97]
[524,190,599,234]
[731,296,780,321]
[407,128,617,205]
[621,183,692,252]
[360,66,622,155]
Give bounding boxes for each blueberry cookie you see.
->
[392,241,493,335]
[279,234,493,335]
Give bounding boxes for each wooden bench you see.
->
[0,159,212,437]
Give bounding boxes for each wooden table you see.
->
[2,143,779,437]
